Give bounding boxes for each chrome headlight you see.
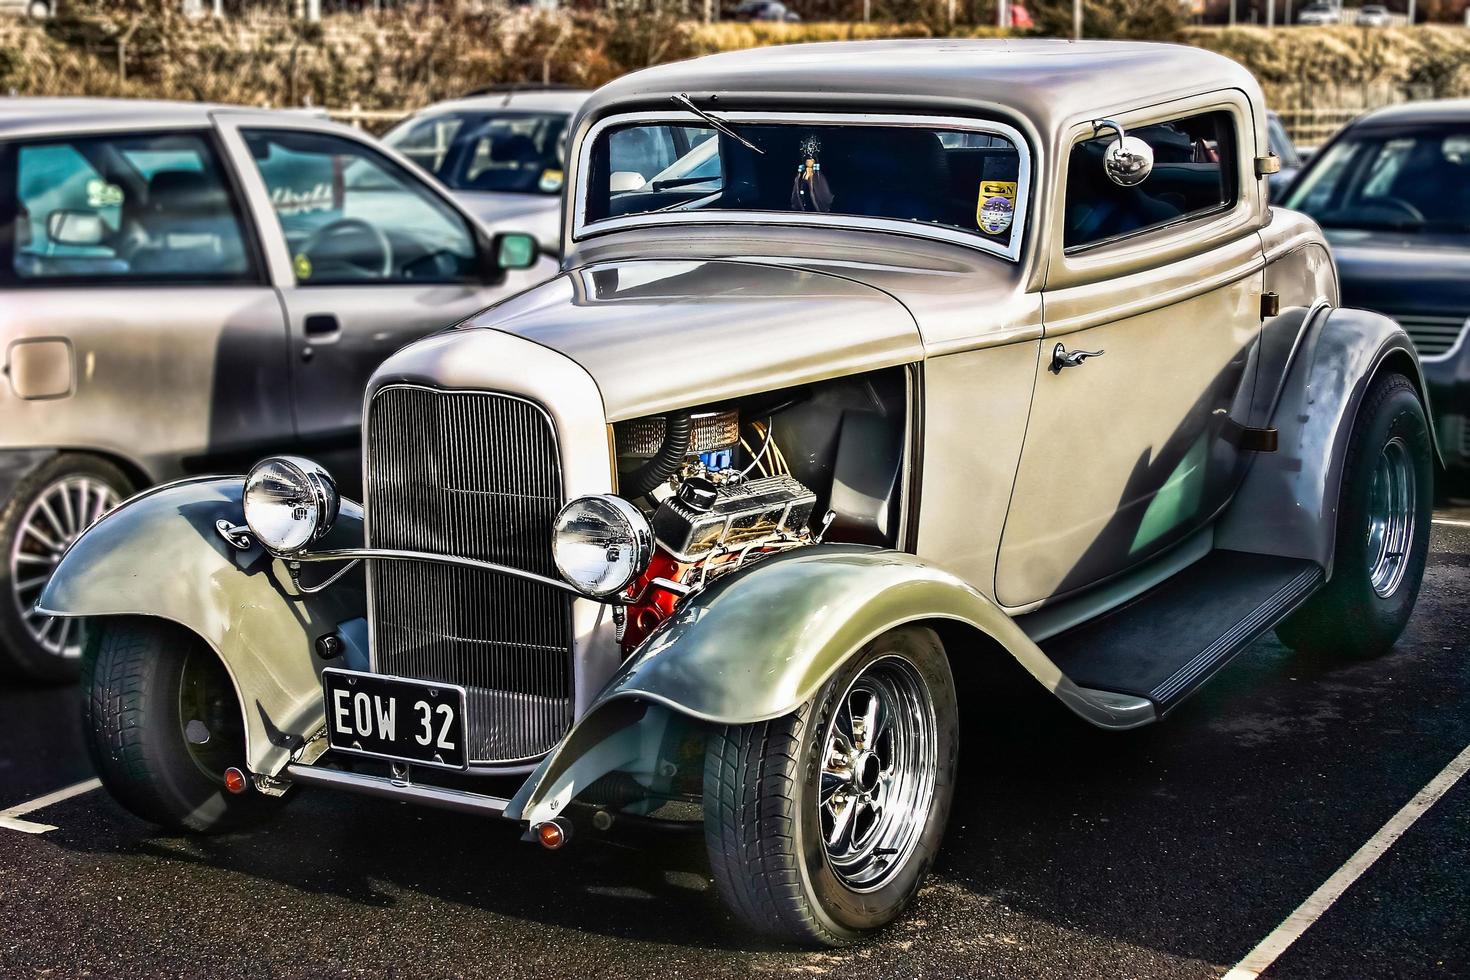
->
[243,456,339,555]
[552,495,652,598]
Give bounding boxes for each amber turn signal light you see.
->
[223,767,249,795]
[535,818,571,850]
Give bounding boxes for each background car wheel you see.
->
[1276,372,1433,658]
[703,625,958,946]
[82,618,288,834]
[0,454,131,683]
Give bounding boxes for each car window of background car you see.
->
[1063,110,1237,251]
[1267,114,1301,169]
[1284,126,1470,231]
[385,111,568,196]
[5,131,254,283]
[588,121,1024,252]
[243,128,480,285]
[383,114,465,174]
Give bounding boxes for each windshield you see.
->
[385,110,569,195]
[1283,124,1470,233]
[582,118,1026,256]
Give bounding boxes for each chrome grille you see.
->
[1395,314,1467,359]
[366,386,572,764]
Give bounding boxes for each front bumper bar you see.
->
[285,764,512,819]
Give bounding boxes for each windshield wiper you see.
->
[673,94,765,156]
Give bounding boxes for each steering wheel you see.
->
[1363,196,1426,223]
[299,218,394,279]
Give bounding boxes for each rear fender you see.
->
[36,478,365,777]
[1218,306,1440,575]
[507,544,1154,826]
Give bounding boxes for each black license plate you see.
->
[323,668,468,770]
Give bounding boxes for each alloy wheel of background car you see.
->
[704,626,958,946]
[820,656,938,891]
[1276,372,1433,658]
[0,454,131,683]
[10,477,120,656]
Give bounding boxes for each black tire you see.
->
[1276,372,1433,657]
[81,618,288,834]
[0,453,133,684]
[703,625,958,946]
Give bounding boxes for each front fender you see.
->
[37,478,365,777]
[507,545,1153,825]
[1218,306,1441,575]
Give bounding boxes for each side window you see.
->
[242,129,479,286]
[1063,110,1238,252]
[6,131,254,283]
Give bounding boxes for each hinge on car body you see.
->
[1255,153,1281,177]
[1261,291,1281,318]
[1238,426,1280,453]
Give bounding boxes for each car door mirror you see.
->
[1094,119,1154,187]
[495,231,539,271]
[46,209,107,247]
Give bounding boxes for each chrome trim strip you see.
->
[292,547,585,596]
[284,764,511,819]
[571,110,1034,262]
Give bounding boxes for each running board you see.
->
[1039,551,1324,716]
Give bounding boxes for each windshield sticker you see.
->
[86,179,124,209]
[791,134,833,214]
[539,169,565,193]
[977,180,1017,236]
[271,184,335,217]
[293,253,313,281]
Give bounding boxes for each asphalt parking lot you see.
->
[1,507,1466,980]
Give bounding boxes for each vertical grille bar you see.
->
[365,386,572,764]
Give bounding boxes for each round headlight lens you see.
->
[552,495,652,598]
[243,456,339,555]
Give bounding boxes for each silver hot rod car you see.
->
[41,40,1437,945]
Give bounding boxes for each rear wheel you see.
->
[0,454,129,683]
[1276,372,1433,657]
[82,619,287,834]
[703,626,958,946]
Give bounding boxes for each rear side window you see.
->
[3,131,256,284]
[1064,110,1238,252]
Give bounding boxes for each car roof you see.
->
[580,39,1260,147]
[0,97,325,137]
[1353,98,1470,129]
[411,89,593,117]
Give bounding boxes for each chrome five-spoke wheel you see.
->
[9,475,120,659]
[820,656,938,891]
[704,625,957,946]
[1365,436,1415,599]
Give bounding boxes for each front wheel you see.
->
[1276,372,1433,657]
[82,619,288,834]
[703,626,958,946]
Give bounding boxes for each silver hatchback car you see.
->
[0,98,553,680]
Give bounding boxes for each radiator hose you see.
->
[623,412,692,500]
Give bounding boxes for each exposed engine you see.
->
[613,405,823,650]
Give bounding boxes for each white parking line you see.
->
[0,778,102,835]
[1222,743,1470,980]
[1432,518,1470,528]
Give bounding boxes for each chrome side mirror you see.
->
[1094,119,1154,187]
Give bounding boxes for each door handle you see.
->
[304,314,340,339]
[1050,342,1104,374]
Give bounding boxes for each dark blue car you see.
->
[1283,100,1470,484]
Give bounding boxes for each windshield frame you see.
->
[571,110,1034,262]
